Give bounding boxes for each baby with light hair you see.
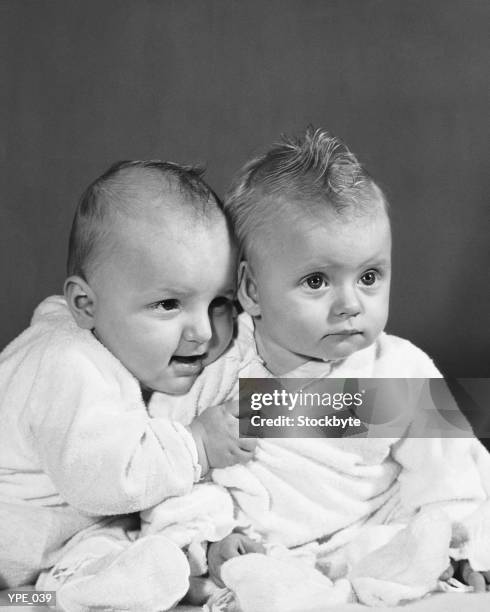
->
[143,129,490,609]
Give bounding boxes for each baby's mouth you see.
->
[327,330,362,336]
[169,354,209,376]
[171,353,207,365]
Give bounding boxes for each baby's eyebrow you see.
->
[150,287,190,298]
[149,286,237,300]
[355,251,391,268]
[363,257,390,268]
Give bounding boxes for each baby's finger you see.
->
[238,437,257,453]
[207,549,226,588]
[225,400,240,417]
[224,415,240,437]
[232,447,256,464]
[242,539,266,555]
[221,541,244,560]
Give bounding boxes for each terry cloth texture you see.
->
[0,296,241,587]
[147,313,490,605]
[149,314,488,551]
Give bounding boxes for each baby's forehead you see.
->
[257,191,388,234]
[246,194,389,262]
[92,189,226,272]
[111,195,226,249]
[92,204,233,287]
[281,187,386,215]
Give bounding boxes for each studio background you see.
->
[1,0,489,378]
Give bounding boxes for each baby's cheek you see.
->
[207,315,234,363]
[152,329,181,362]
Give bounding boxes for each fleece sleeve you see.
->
[28,343,201,515]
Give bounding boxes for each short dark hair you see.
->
[225,127,388,258]
[67,160,222,278]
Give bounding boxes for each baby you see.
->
[0,160,256,608]
[144,129,490,607]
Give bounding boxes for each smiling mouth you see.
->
[169,354,206,377]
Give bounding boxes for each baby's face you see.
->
[89,204,237,394]
[248,205,391,374]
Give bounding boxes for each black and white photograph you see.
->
[1,1,489,611]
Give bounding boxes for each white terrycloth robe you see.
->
[0,296,241,587]
[214,317,490,552]
[148,313,490,566]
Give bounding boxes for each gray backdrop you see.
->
[1,0,489,377]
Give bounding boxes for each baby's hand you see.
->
[208,533,265,587]
[191,401,257,471]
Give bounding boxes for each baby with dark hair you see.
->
[0,160,256,609]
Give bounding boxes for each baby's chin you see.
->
[145,374,199,396]
[318,335,375,362]
[310,347,357,364]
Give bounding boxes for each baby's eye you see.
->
[303,274,327,290]
[359,270,378,286]
[153,299,180,311]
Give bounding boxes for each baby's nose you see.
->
[332,287,361,317]
[183,313,213,344]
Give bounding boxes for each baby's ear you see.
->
[64,276,97,329]
[237,261,261,317]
